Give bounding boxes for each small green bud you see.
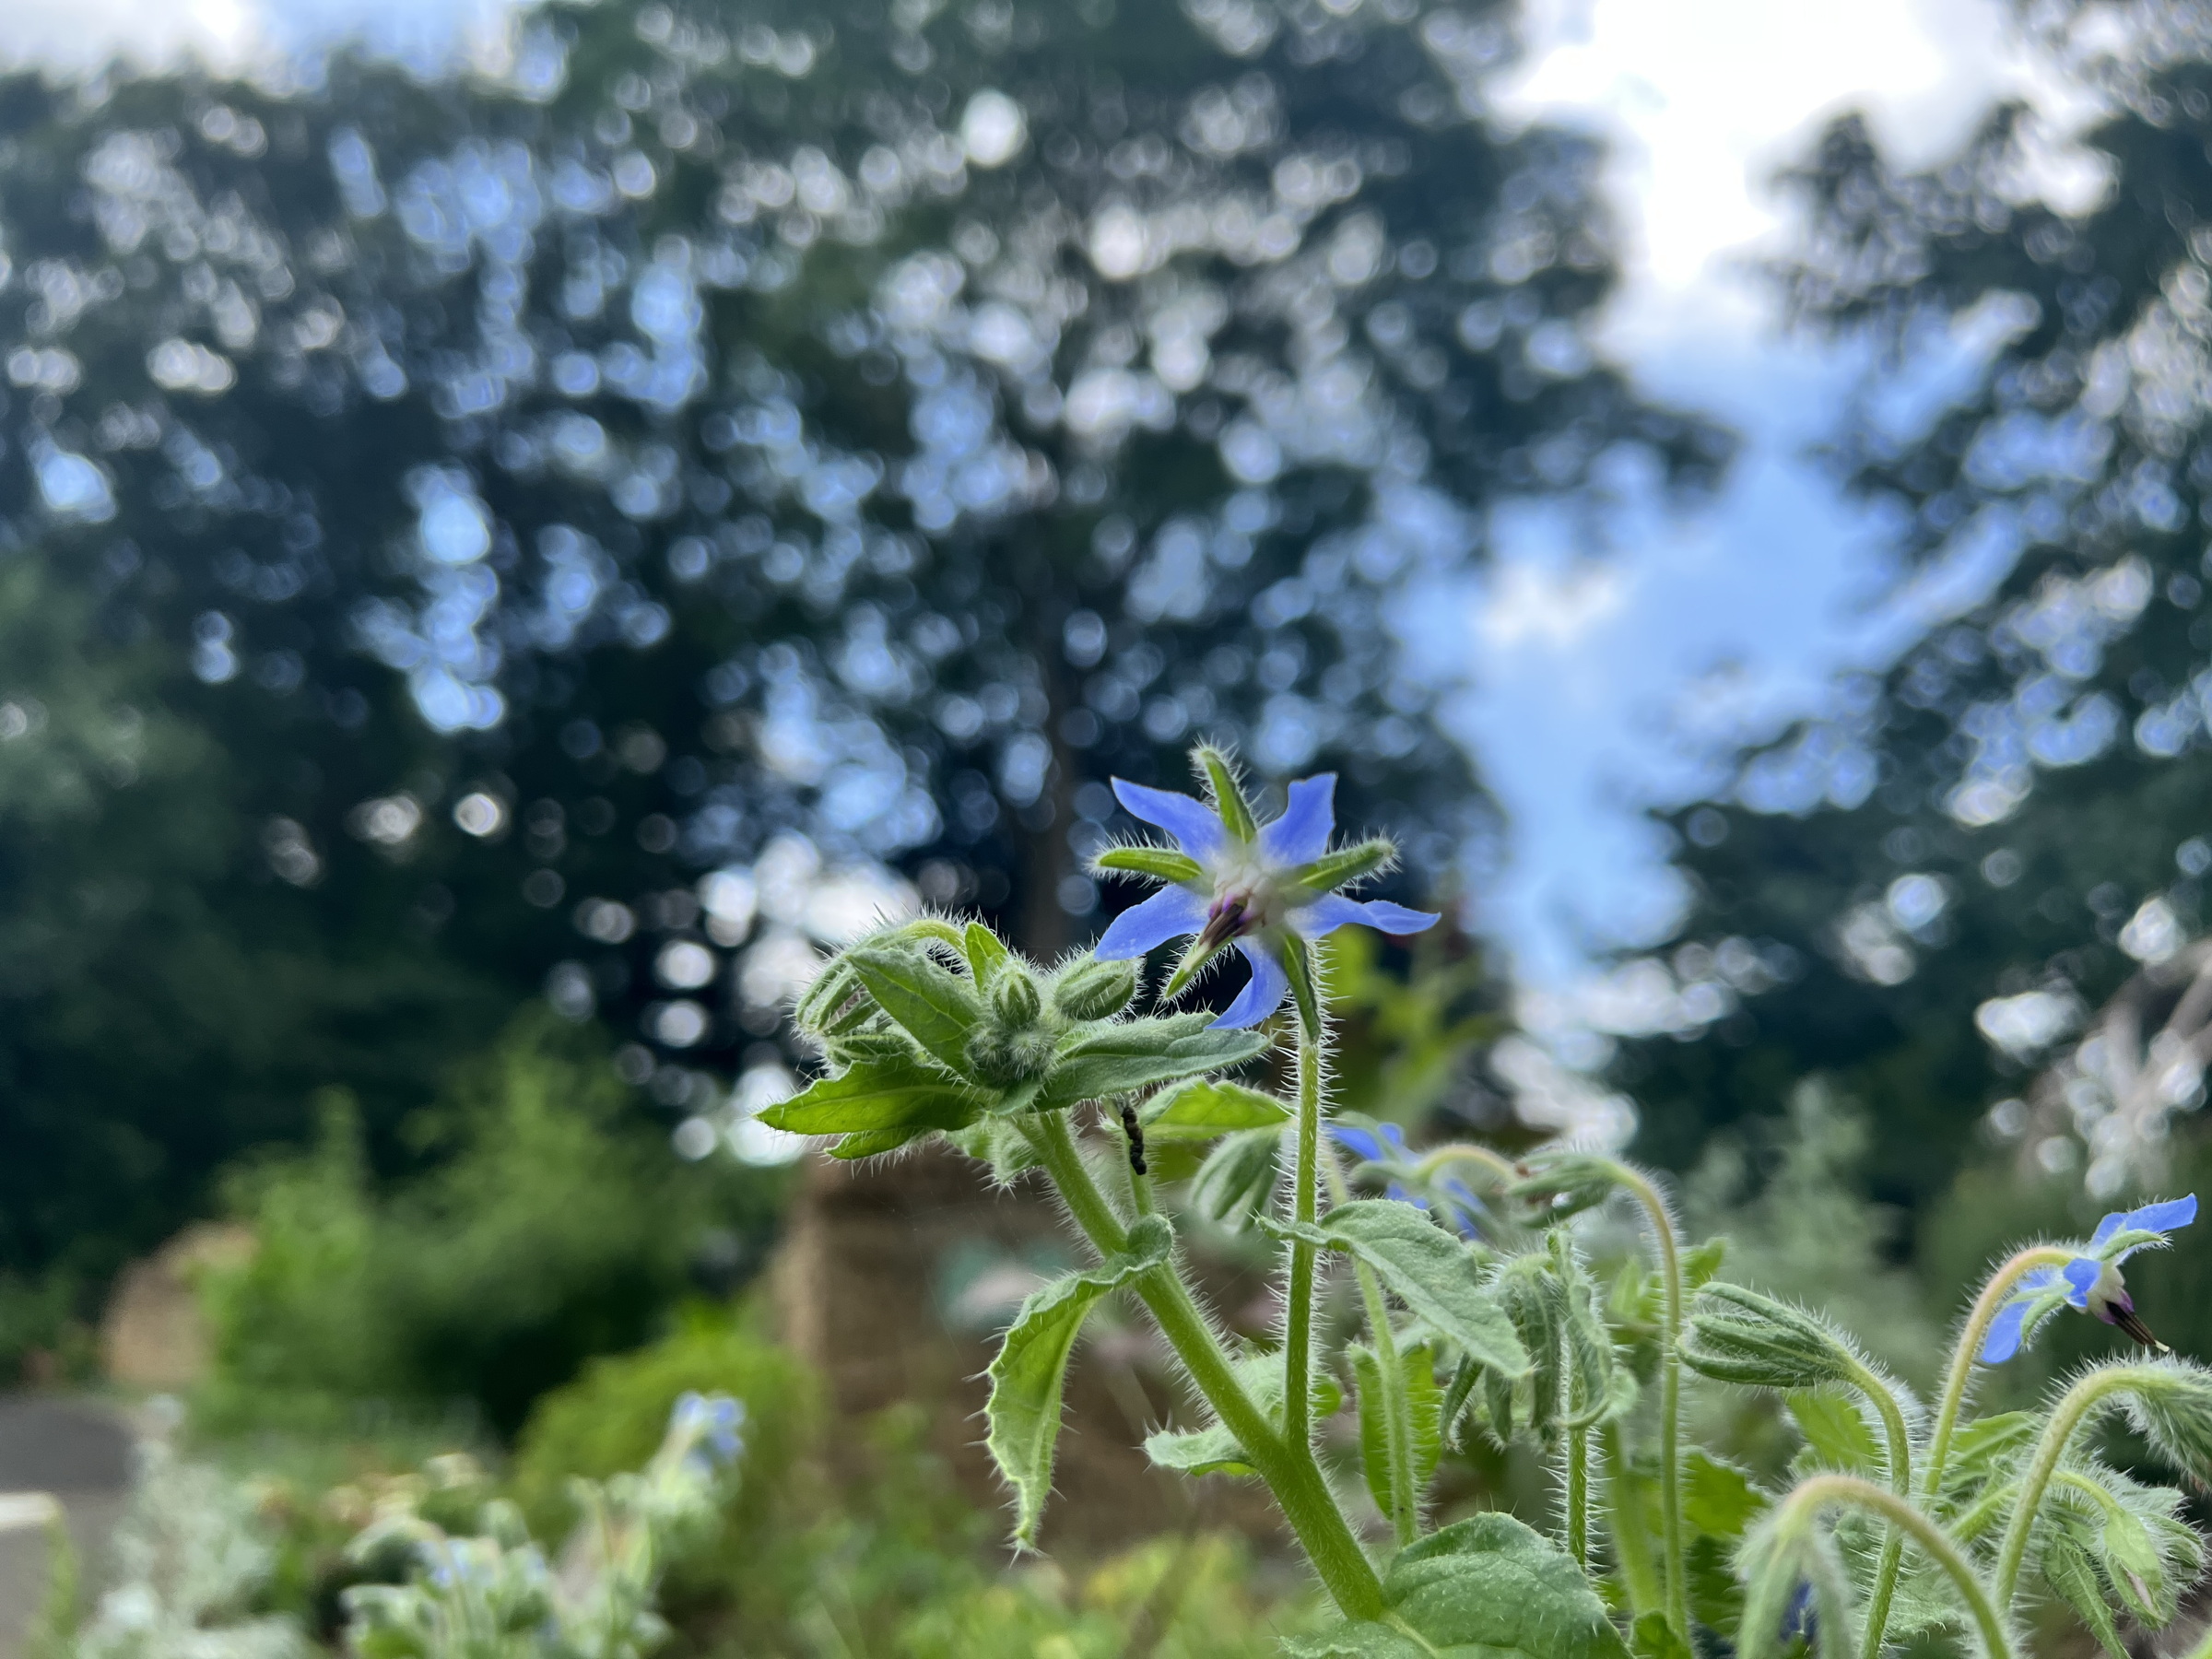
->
[964,1024,1056,1086]
[1053,958,1140,1021]
[1681,1282,1858,1392]
[991,965,1043,1028]
[819,1028,919,1067]
[1124,1213,1173,1261]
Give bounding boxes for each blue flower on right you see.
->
[1979,1194,2197,1364]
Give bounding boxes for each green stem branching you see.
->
[1023,1111,1383,1618]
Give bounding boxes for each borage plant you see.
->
[763,743,2212,1659]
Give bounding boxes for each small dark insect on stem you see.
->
[1119,1100,1147,1174]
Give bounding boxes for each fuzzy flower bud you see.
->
[1053,958,1139,1021]
[990,964,1043,1028]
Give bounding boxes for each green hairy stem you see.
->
[1846,1355,1916,1659]
[1284,1028,1324,1454]
[1601,1420,1665,1620]
[1924,1245,2075,1499]
[1993,1362,2169,1607]
[1022,1112,1384,1619]
[1594,1158,1690,1640]
[1771,1476,2015,1659]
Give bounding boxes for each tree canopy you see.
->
[1614,1,2212,1210]
[0,0,1722,1277]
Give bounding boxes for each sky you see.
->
[0,0,2089,1003]
[1454,0,2092,995]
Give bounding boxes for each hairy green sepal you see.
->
[1094,845,1206,885]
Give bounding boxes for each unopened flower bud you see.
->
[1053,958,1139,1021]
[965,1024,1055,1086]
[991,965,1043,1028]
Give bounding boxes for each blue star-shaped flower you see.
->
[1089,748,1439,1032]
[1979,1194,2196,1364]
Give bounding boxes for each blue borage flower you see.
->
[1979,1194,2197,1364]
[1327,1120,1488,1240]
[1090,747,1439,1033]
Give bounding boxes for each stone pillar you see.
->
[768,1141,1282,1550]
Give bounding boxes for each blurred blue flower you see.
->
[1980,1194,2195,1363]
[1092,759,1437,1031]
[1325,1120,1488,1240]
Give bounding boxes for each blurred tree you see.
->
[0,0,1724,1276]
[1612,1,2212,1209]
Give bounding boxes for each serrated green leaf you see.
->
[845,946,982,1076]
[1353,1342,1441,1522]
[1038,1016,1271,1108]
[984,1224,1171,1547]
[963,922,1010,982]
[1683,1450,1768,1540]
[1188,1127,1281,1230]
[1094,845,1206,884]
[828,1126,929,1159]
[1142,1077,1289,1137]
[1786,1391,1882,1475]
[759,1059,980,1137]
[1288,1513,1632,1659]
[1274,1201,1530,1378]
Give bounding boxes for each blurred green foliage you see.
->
[196,1016,782,1437]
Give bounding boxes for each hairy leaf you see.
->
[1188,1127,1282,1230]
[962,922,1010,983]
[1353,1342,1441,1521]
[845,946,983,1077]
[1630,1611,1695,1659]
[1785,1391,1883,1476]
[984,1219,1171,1547]
[1143,1348,1341,1478]
[1038,1016,1270,1108]
[2044,1513,2128,1659]
[828,1126,930,1159]
[1683,1450,1769,1540]
[1273,1201,1529,1378]
[1142,1077,1289,1138]
[759,1059,979,1137]
[1286,1513,1632,1659]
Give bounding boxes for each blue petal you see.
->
[2092,1193,2198,1247]
[2063,1258,2100,1309]
[1979,1299,2030,1365]
[1259,773,1336,865]
[1330,1124,1387,1163]
[1290,894,1442,939]
[1094,885,1206,959]
[1438,1179,1486,1239]
[1439,1175,1488,1224]
[1211,937,1290,1029]
[1385,1182,1428,1210]
[1112,779,1228,859]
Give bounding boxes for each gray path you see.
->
[0,1397,131,1655]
